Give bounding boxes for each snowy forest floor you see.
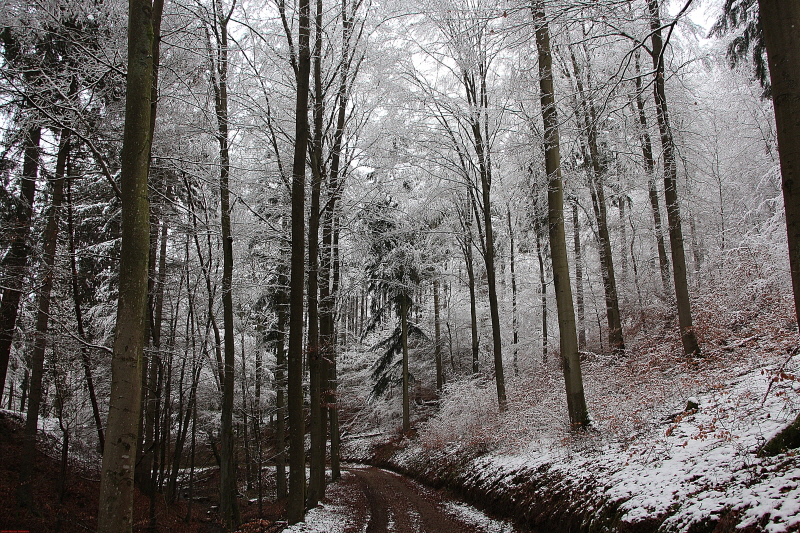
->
[339,301,800,532]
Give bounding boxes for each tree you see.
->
[646,0,700,357]
[0,124,39,405]
[754,0,800,454]
[307,0,325,504]
[18,127,69,509]
[532,0,589,428]
[0,20,47,402]
[202,0,241,526]
[755,0,800,327]
[566,45,625,353]
[710,0,770,98]
[97,0,162,529]
[362,198,427,432]
[286,0,312,520]
[632,49,671,293]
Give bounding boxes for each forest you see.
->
[1,0,799,531]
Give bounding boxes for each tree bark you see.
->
[288,0,312,518]
[434,280,443,391]
[569,49,624,353]
[647,0,700,357]
[462,213,480,375]
[401,298,410,432]
[507,208,519,376]
[633,50,671,293]
[206,1,241,525]
[532,0,589,427]
[307,0,325,504]
[241,337,252,491]
[67,179,105,453]
[572,201,586,350]
[18,128,68,509]
[328,213,342,480]
[97,0,157,527]
[533,209,548,363]
[254,340,263,513]
[0,125,40,404]
[275,295,288,500]
[758,0,800,324]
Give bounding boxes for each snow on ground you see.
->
[376,344,800,532]
[443,502,516,533]
[280,504,354,533]
[282,472,361,533]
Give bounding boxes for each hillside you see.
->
[337,291,800,532]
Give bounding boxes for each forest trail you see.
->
[345,466,522,533]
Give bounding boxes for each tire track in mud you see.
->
[347,466,522,533]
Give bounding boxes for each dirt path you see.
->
[344,466,521,533]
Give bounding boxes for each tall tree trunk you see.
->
[533,210,548,363]
[254,341,264,513]
[18,129,68,509]
[55,384,69,505]
[0,125,40,404]
[185,376,198,523]
[647,0,700,356]
[619,196,628,282]
[147,356,163,531]
[507,208,519,376]
[19,370,28,411]
[328,213,342,481]
[758,0,800,322]
[571,201,586,350]
[206,2,241,526]
[532,0,589,427]
[434,280,443,391]
[756,0,800,448]
[307,0,325,505]
[288,0,311,517]
[67,179,105,452]
[401,298,410,432]
[459,208,479,374]
[97,0,158,526]
[240,338,252,491]
[274,295,288,500]
[633,50,671,293]
[467,76,506,411]
[569,49,624,353]
[138,0,166,489]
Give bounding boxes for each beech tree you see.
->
[286,0,312,520]
[97,0,162,530]
[202,0,240,526]
[754,0,800,454]
[646,0,700,357]
[756,1,800,325]
[532,0,589,427]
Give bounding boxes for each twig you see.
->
[761,347,799,406]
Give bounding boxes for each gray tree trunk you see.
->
[287,0,312,519]
[507,208,519,376]
[97,0,158,527]
[0,125,40,405]
[647,0,700,357]
[633,50,671,293]
[18,129,68,509]
[758,0,800,323]
[572,201,586,350]
[401,297,410,432]
[434,280,444,391]
[532,0,589,427]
